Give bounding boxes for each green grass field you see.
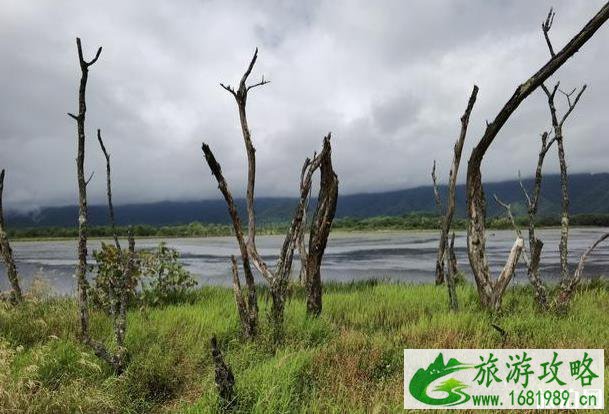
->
[1,281,608,413]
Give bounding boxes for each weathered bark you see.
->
[540,83,586,288]
[431,160,445,284]
[202,144,258,339]
[553,233,609,311]
[97,129,121,252]
[515,133,556,309]
[69,38,125,374]
[97,130,131,372]
[303,136,338,316]
[466,4,609,310]
[68,37,101,342]
[206,49,337,338]
[447,232,458,279]
[210,336,236,411]
[540,7,590,296]
[446,232,459,311]
[0,169,23,303]
[435,86,479,287]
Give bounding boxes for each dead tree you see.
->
[0,169,23,303]
[299,136,338,316]
[540,79,586,286]
[495,133,555,310]
[539,10,595,310]
[201,144,258,339]
[431,160,446,284]
[446,232,459,310]
[465,4,609,311]
[203,49,335,338]
[433,86,478,312]
[97,129,131,370]
[210,336,236,411]
[554,232,609,311]
[68,38,127,374]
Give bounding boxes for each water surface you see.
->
[2,228,608,295]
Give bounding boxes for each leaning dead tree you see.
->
[202,49,336,338]
[202,143,258,339]
[68,38,128,374]
[432,86,478,312]
[0,169,23,303]
[465,4,609,311]
[298,136,338,316]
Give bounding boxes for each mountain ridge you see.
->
[6,172,609,228]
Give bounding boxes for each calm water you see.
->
[2,228,608,296]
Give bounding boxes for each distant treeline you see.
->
[7,213,609,239]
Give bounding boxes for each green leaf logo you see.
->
[409,353,473,406]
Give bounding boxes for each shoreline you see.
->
[9,224,609,243]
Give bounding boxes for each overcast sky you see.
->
[1,0,609,211]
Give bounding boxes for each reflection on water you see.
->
[2,228,608,295]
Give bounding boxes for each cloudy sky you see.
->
[1,0,609,211]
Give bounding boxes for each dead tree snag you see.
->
[211,336,236,410]
[465,4,609,311]
[301,136,338,316]
[202,143,258,339]
[433,86,478,310]
[204,49,337,337]
[0,169,23,303]
[68,38,126,374]
[431,160,446,284]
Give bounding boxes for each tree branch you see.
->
[542,7,556,57]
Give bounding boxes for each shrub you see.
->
[90,242,141,314]
[140,243,197,306]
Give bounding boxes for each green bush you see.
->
[90,243,141,314]
[140,243,198,306]
[90,242,197,311]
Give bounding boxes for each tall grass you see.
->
[1,282,608,413]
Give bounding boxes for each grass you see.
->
[1,281,608,413]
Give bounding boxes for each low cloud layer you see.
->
[1,0,609,210]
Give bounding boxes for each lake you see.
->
[1,228,608,296]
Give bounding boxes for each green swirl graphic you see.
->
[409,353,473,406]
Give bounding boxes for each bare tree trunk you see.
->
[466,4,609,310]
[435,85,479,288]
[431,161,445,284]
[97,129,121,252]
[97,129,131,371]
[0,169,23,303]
[446,232,459,311]
[304,136,338,316]
[495,135,554,310]
[210,336,236,411]
[207,49,337,339]
[540,82,586,289]
[69,38,126,374]
[68,37,101,342]
[433,85,479,306]
[540,9,591,297]
[521,132,555,309]
[554,233,609,311]
[447,232,458,279]
[202,144,258,339]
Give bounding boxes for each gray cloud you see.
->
[1,0,609,211]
